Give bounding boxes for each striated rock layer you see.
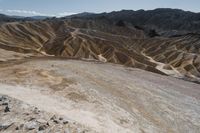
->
[0,19,200,82]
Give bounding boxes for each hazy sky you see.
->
[0,0,200,16]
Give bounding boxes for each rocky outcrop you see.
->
[0,95,90,133]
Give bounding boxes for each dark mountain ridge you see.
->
[65,8,200,36]
[1,8,200,34]
[0,14,50,23]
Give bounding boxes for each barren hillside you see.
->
[0,58,200,133]
[0,17,200,82]
[0,9,200,133]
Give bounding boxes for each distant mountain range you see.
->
[11,15,49,20]
[0,13,50,22]
[1,8,200,34]
[64,8,200,35]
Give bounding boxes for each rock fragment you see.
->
[38,124,47,131]
[37,119,47,125]
[4,106,10,112]
[63,119,69,125]
[24,121,38,130]
[2,102,8,106]
[0,123,13,131]
[51,115,59,124]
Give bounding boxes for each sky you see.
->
[0,0,200,17]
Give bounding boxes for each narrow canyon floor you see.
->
[0,56,199,133]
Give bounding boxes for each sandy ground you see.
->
[0,58,200,133]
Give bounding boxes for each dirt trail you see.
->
[141,50,183,78]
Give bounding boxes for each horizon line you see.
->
[0,8,199,17]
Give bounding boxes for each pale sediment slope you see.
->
[0,58,199,133]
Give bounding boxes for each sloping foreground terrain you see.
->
[0,94,88,133]
[0,57,199,133]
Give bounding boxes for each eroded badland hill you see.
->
[0,9,200,133]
